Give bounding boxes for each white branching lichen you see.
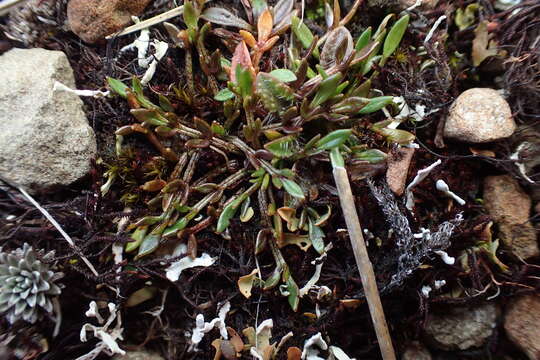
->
[405,159,442,210]
[77,302,125,360]
[53,81,110,98]
[436,179,466,205]
[165,243,216,282]
[189,301,230,352]
[301,333,328,360]
[434,250,455,265]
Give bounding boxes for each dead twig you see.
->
[332,166,396,360]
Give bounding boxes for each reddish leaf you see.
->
[230,41,253,83]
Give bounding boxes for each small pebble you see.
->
[444,88,516,143]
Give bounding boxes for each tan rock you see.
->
[504,294,540,360]
[402,342,431,360]
[444,88,516,143]
[484,175,539,259]
[425,302,497,351]
[386,147,415,196]
[67,0,152,44]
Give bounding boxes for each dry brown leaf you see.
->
[242,326,256,347]
[237,269,259,298]
[279,233,311,251]
[339,299,361,310]
[140,179,167,192]
[126,287,158,307]
[240,30,257,48]
[263,343,276,360]
[287,347,302,360]
[472,21,500,67]
[220,340,237,360]
[469,147,496,157]
[227,327,245,353]
[187,233,198,260]
[211,339,223,360]
[258,9,273,43]
[260,35,279,52]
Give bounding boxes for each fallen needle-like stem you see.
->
[332,166,396,360]
[0,177,99,277]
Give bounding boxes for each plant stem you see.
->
[332,166,396,360]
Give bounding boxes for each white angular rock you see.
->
[425,302,497,350]
[0,48,96,193]
[444,88,516,143]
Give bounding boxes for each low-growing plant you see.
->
[105,0,413,310]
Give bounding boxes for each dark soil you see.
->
[0,0,539,359]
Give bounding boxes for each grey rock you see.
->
[0,48,96,194]
[113,350,164,360]
[504,294,540,360]
[425,302,497,351]
[484,175,539,259]
[444,88,516,143]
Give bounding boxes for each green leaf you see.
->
[130,109,169,126]
[291,15,315,50]
[131,76,157,109]
[310,72,343,107]
[378,128,415,144]
[282,178,305,200]
[272,176,283,189]
[373,13,394,40]
[216,197,243,233]
[183,1,199,31]
[330,147,345,167]
[331,97,369,114]
[354,149,387,163]
[135,223,166,259]
[126,226,148,253]
[455,4,480,31]
[308,219,325,254]
[316,129,352,150]
[264,135,297,158]
[163,217,189,237]
[355,27,372,51]
[282,266,299,311]
[132,76,144,95]
[269,69,297,82]
[382,14,410,62]
[256,72,294,114]
[158,94,175,112]
[263,266,283,290]
[236,64,254,99]
[358,96,394,114]
[211,121,226,135]
[107,77,129,98]
[214,88,235,101]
